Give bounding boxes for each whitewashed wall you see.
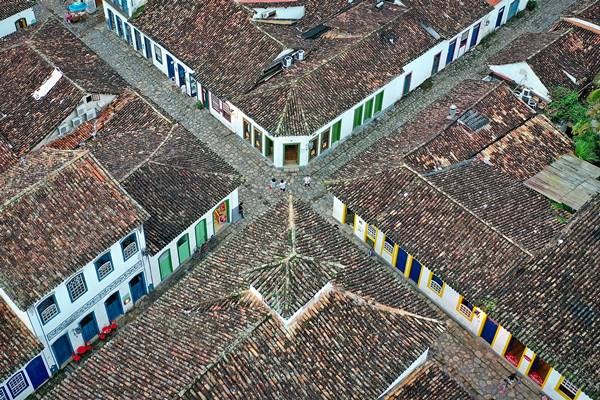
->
[148,189,239,288]
[0,351,50,400]
[0,8,35,38]
[26,226,148,369]
[489,63,551,100]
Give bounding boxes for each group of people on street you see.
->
[269,176,312,192]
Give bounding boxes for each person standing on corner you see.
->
[303,176,311,187]
[269,178,277,190]
[238,202,244,219]
[279,179,287,192]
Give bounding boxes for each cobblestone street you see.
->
[39,0,580,397]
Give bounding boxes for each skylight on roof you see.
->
[458,110,490,131]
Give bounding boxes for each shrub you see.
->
[131,5,145,20]
[574,131,600,163]
[526,0,538,11]
[547,86,588,123]
[195,100,204,110]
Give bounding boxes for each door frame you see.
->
[129,272,147,303]
[51,333,73,367]
[283,143,300,166]
[104,291,124,322]
[79,311,99,343]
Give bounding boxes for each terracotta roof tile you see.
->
[0,297,43,382]
[0,0,35,20]
[490,195,600,397]
[0,149,148,309]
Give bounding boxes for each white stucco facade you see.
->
[103,0,526,168]
[489,62,551,100]
[331,197,592,400]
[0,8,35,39]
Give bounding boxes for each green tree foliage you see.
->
[547,86,588,123]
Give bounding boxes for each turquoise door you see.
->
[507,0,519,20]
[159,250,173,281]
[177,234,191,264]
[195,220,207,249]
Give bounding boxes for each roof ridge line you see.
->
[323,165,406,185]
[131,90,174,124]
[404,164,534,258]
[403,81,504,160]
[527,29,571,61]
[339,288,443,324]
[144,159,243,181]
[119,125,176,181]
[0,149,87,213]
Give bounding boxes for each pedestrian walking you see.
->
[238,202,244,219]
[279,179,287,192]
[303,176,311,187]
[269,178,277,190]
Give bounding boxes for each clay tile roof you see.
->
[0,149,148,309]
[478,114,573,181]
[50,90,242,255]
[385,360,475,399]
[489,25,600,92]
[0,0,35,20]
[327,167,529,301]
[0,17,126,157]
[427,159,566,254]
[0,297,43,382]
[562,0,600,23]
[43,198,442,399]
[490,195,600,398]
[183,288,443,400]
[404,82,535,173]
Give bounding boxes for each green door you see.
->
[353,105,363,129]
[331,120,341,144]
[177,234,191,264]
[364,98,374,121]
[158,250,172,281]
[374,91,384,114]
[195,219,207,248]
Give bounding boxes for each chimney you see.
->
[448,104,457,120]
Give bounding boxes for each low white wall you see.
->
[0,8,35,38]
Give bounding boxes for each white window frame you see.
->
[7,372,28,398]
[67,273,87,302]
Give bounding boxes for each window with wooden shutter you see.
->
[353,105,363,129]
[331,120,342,144]
[374,91,384,113]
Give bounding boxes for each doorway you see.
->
[115,15,123,37]
[143,36,152,59]
[25,356,49,389]
[79,312,99,343]
[129,273,147,304]
[284,144,299,166]
[213,200,229,234]
[495,6,505,28]
[104,291,123,322]
[158,250,172,281]
[106,9,114,31]
[177,64,186,89]
[176,234,191,264]
[166,54,175,80]
[51,334,73,367]
[14,18,27,31]
[507,0,519,20]
[195,219,207,249]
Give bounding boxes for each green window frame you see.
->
[177,234,191,264]
[158,250,173,281]
[331,120,342,144]
[364,98,374,120]
[353,105,363,129]
[374,91,384,114]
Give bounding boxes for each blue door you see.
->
[507,0,519,20]
[166,55,175,80]
[469,23,480,48]
[106,9,114,31]
[123,22,133,45]
[481,317,499,345]
[446,39,457,65]
[104,292,124,322]
[143,37,152,59]
[495,6,505,28]
[80,312,99,343]
[51,334,73,367]
[115,15,123,37]
[409,259,422,284]
[177,64,186,89]
[129,273,146,304]
[26,356,49,389]
[396,248,408,273]
[134,29,142,52]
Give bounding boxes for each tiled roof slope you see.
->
[0,140,18,174]
[0,149,148,309]
[0,298,43,382]
[427,159,565,254]
[386,360,474,400]
[400,0,492,37]
[235,7,440,136]
[404,83,535,172]
[334,80,511,180]
[49,90,242,255]
[327,167,529,302]
[134,0,452,136]
[490,195,600,398]
[0,17,126,157]
[0,0,35,20]
[183,289,444,399]
[43,198,443,399]
[478,114,573,181]
[489,23,600,92]
[562,0,600,23]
